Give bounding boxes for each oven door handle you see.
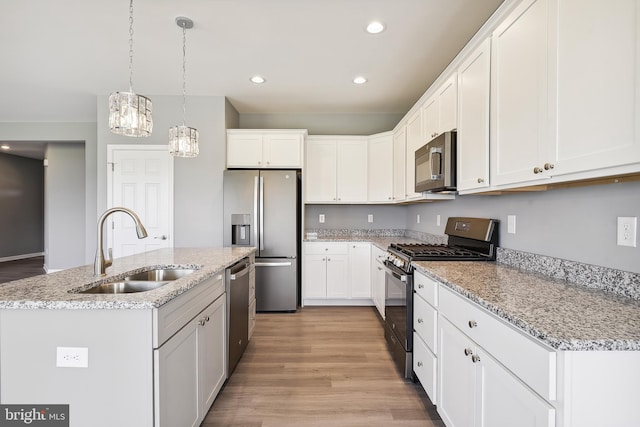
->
[384,264,407,282]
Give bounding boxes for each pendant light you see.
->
[169,17,199,158]
[108,0,153,137]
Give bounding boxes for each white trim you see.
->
[106,144,175,251]
[0,252,45,263]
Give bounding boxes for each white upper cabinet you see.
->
[305,136,367,203]
[368,132,394,203]
[405,110,423,200]
[554,0,640,175]
[227,130,306,168]
[457,38,491,193]
[490,0,557,187]
[392,126,407,202]
[423,74,458,141]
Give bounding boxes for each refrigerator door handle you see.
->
[255,261,293,267]
[259,176,265,251]
[253,175,259,251]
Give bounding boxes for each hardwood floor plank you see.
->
[203,306,445,427]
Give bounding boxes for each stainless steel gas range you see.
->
[383,217,499,380]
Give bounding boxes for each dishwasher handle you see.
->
[229,261,250,280]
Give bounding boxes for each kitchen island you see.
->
[0,247,255,427]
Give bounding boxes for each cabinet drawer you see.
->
[413,333,437,404]
[153,273,225,348]
[439,285,556,401]
[414,270,438,307]
[414,293,437,353]
[304,242,349,254]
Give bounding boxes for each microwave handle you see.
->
[430,147,443,180]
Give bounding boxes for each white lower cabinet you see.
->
[154,277,227,427]
[413,270,439,404]
[438,317,554,427]
[303,242,373,305]
[370,245,386,318]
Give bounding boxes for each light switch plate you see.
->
[319,214,325,224]
[617,217,637,247]
[367,214,373,223]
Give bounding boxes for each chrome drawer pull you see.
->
[417,318,424,324]
[468,320,478,328]
[471,355,481,363]
[464,348,473,356]
[417,361,423,367]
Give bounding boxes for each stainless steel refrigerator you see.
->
[223,170,300,312]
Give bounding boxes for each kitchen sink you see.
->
[79,281,170,294]
[76,268,197,294]
[123,268,197,282]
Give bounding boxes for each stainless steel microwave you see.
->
[415,131,456,193]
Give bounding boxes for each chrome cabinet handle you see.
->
[417,361,423,367]
[472,355,481,363]
[533,166,544,174]
[205,316,210,322]
[198,319,206,326]
[418,284,424,289]
[464,348,473,356]
[417,318,424,324]
[544,162,555,170]
[477,178,485,183]
[468,320,477,328]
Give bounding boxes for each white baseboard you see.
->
[0,252,45,263]
[43,265,62,274]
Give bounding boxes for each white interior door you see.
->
[107,145,174,259]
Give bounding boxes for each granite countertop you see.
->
[413,261,640,351]
[0,247,256,310]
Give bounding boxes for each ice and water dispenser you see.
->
[231,214,251,246]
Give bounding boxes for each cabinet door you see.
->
[438,74,458,133]
[336,139,368,202]
[349,243,371,298]
[422,96,439,141]
[405,111,423,199]
[392,127,406,202]
[154,319,199,427]
[305,139,337,202]
[199,296,227,417]
[414,294,437,353]
[325,254,349,298]
[368,133,393,202]
[263,133,302,168]
[227,133,263,168]
[490,0,555,186]
[555,0,640,175]
[438,318,476,427]
[478,348,555,427]
[303,254,328,298]
[457,38,491,192]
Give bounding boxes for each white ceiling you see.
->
[0,0,504,125]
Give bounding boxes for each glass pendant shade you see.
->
[169,125,199,157]
[109,92,153,137]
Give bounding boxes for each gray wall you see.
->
[0,153,44,258]
[239,113,403,135]
[44,143,85,270]
[97,95,232,247]
[0,123,97,267]
[305,204,407,229]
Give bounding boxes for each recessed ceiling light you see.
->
[353,76,368,85]
[1,144,10,150]
[366,21,385,34]
[250,75,266,84]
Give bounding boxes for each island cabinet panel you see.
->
[0,309,154,427]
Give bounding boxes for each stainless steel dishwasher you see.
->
[226,258,250,376]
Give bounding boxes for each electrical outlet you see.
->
[367,214,374,223]
[56,347,88,368]
[436,215,441,226]
[507,215,516,234]
[319,214,325,224]
[617,217,637,247]
[416,214,420,224]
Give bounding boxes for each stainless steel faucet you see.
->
[94,207,148,276]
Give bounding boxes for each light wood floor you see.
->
[203,306,445,427]
[0,256,45,284]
